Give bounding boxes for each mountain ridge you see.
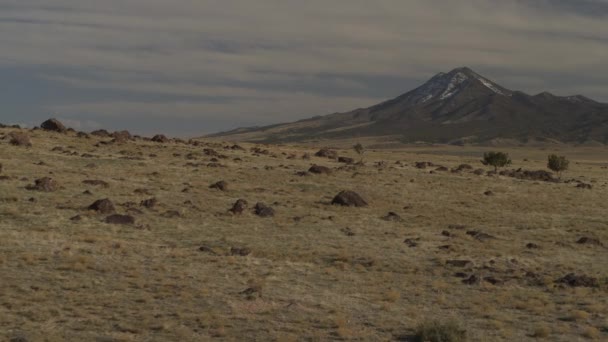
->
[208,67,608,145]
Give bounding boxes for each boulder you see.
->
[210,180,228,191]
[229,199,248,214]
[331,190,368,207]
[88,199,115,214]
[91,129,111,137]
[314,148,338,159]
[40,118,67,133]
[254,202,275,217]
[151,134,169,143]
[338,157,355,164]
[308,165,332,175]
[26,177,59,192]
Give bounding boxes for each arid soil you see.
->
[1,125,607,341]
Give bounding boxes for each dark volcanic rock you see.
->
[332,190,368,207]
[499,169,557,182]
[229,199,248,214]
[41,118,67,133]
[151,134,169,143]
[555,273,599,288]
[91,129,111,137]
[576,183,593,189]
[382,212,402,222]
[415,161,434,169]
[314,148,338,159]
[210,181,229,191]
[466,230,495,241]
[230,247,252,256]
[9,132,32,147]
[112,130,132,143]
[26,177,59,192]
[308,165,332,174]
[88,199,116,214]
[338,157,355,164]
[140,198,158,209]
[254,202,275,217]
[105,214,135,225]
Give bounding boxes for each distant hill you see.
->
[208,67,608,145]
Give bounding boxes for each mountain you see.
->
[208,67,608,145]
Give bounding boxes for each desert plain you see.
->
[0,126,607,341]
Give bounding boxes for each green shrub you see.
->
[547,154,569,178]
[481,151,511,172]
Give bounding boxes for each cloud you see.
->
[0,0,607,135]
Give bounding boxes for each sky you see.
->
[1,0,607,136]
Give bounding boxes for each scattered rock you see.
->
[314,148,338,159]
[26,177,59,192]
[112,130,131,143]
[472,168,485,175]
[415,161,434,169]
[341,227,356,236]
[230,247,251,256]
[435,166,449,172]
[484,190,494,196]
[140,198,158,209]
[382,212,403,222]
[105,214,135,225]
[40,118,67,133]
[526,243,540,249]
[499,169,557,182]
[338,157,354,164]
[151,134,169,143]
[466,230,495,241]
[331,190,368,207]
[576,183,592,190]
[9,132,32,147]
[576,237,603,246]
[229,199,248,214]
[254,202,275,217]
[88,199,116,214]
[308,165,332,174]
[91,129,111,137]
[462,275,479,285]
[70,215,83,222]
[82,179,109,188]
[209,181,229,191]
[404,238,419,247]
[555,273,599,288]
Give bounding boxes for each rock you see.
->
[26,177,59,192]
[499,169,557,182]
[404,238,419,247]
[382,212,402,222]
[254,202,275,217]
[140,198,158,209]
[435,166,449,172]
[308,165,332,174]
[229,199,248,214]
[76,131,90,139]
[91,129,111,137]
[9,132,32,147]
[341,227,356,236]
[88,199,116,214]
[82,179,109,188]
[456,164,473,171]
[338,157,355,164]
[40,118,67,132]
[415,161,434,169]
[462,275,479,285]
[555,273,599,288]
[105,214,135,225]
[576,183,593,190]
[151,134,169,143]
[314,148,338,159]
[203,148,219,157]
[466,230,495,241]
[331,190,368,207]
[230,247,251,256]
[484,190,494,196]
[576,237,603,246]
[112,130,131,143]
[70,215,83,222]
[209,181,228,191]
[472,168,485,175]
[526,243,541,249]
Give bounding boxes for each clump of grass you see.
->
[412,319,466,342]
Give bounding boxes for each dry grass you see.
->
[0,127,607,341]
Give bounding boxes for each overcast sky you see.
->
[1,0,607,136]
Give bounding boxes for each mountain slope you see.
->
[209,67,608,145]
